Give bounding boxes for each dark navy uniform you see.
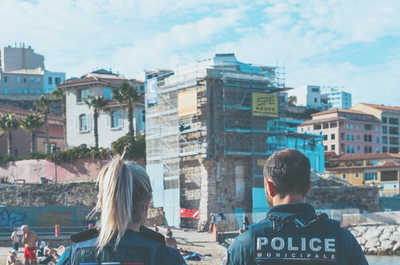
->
[224,203,368,265]
[69,226,186,265]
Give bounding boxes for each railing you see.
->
[0,226,86,237]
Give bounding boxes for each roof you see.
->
[328,153,400,161]
[311,108,368,117]
[34,124,64,137]
[3,69,43,75]
[0,105,63,121]
[59,77,121,88]
[300,116,348,125]
[357,103,400,113]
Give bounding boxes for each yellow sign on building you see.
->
[178,90,197,117]
[252,93,278,117]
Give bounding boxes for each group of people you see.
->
[8,226,65,265]
[11,149,368,265]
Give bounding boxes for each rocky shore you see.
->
[349,225,400,255]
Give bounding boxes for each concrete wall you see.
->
[342,211,400,227]
[1,47,44,72]
[0,157,145,183]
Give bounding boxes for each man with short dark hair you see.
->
[222,149,368,265]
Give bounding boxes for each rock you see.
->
[364,228,382,240]
[361,246,365,252]
[380,232,391,241]
[367,247,377,255]
[357,237,366,245]
[365,238,380,249]
[376,249,387,255]
[383,226,395,234]
[353,226,368,234]
[397,226,400,232]
[350,230,359,237]
[393,242,400,252]
[380,240,394,250]
[389,231,400,242]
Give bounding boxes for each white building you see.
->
[289,85,331,110]
[60,69,145,149]
[0,44,65,98]
[321,86,352,109]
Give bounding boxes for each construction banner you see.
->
[178,90,197,117]
[180,208,200,219]
[252,93,278,117]
[147,77,158,107]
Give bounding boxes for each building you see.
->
[0,105,65,157]
[0,44,65,99]
[325,153,400,196]
[266,119,324,172]
[352,103,400,153]
[298,109,381,156]
[145,53,287,229]
[59,69,145,149]
[289,85,352,110]
[321,86,352,109]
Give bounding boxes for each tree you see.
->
[84,95,109,149]
[0,113,20,155]
[113,81,140,137]
[37,95,53,154]
[112,134,146,159]
[20,114,44,153]
[52,86,67,149]
[288,95,297,106]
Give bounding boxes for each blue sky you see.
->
[1,0,400,106]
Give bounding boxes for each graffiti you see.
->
[0,210,26,231]
[31,164,46,176]
[36,210,72,229]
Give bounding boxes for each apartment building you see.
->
[298,109,381,156]
[326,153,400,196]
[0,44,65,99]
[59,69,145,149]
[321,86,352,109]
[352,103,400,153]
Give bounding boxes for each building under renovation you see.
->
[145,54,288,229]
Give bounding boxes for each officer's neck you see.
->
[127,223,141,232]
[272,193,306,206]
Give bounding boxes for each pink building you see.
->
[298,109,381,156]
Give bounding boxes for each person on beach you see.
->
[165,229,178,249]
[11,227,19,252]
[7,250,22,265]
[21,225,41,265]
[222,149,368,265]
[68,153,186,265]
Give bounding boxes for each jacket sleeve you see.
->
[225,232,254,265]
[155,245,186,265]
[341,229,369,265]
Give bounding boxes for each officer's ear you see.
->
[264,178,276,197]
[306,180,312,195]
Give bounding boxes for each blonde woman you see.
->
[69,155,186,265]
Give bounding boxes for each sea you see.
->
[367,255,400,264]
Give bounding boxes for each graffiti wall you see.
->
[0,157,145,183]
[0,206,92,233]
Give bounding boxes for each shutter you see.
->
[119,109,124,128]
[106,111,110,129]
[87,113,92,131]
[75,115,78,132]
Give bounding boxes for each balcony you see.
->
[389,118,399,125]
[389,127,399,135]
[389,137,399,145]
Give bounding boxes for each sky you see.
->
[1,0,400,106]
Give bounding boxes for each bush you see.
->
[112,134,146,160]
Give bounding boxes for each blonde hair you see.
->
[90,155,152,253]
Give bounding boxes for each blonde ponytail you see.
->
[89,155,152,253]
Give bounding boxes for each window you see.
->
[351,135,354,141]
[312,88,319,92]
[350,124,354,129]
[346,135,349,140]
[17,88,21,94]
[23,77,27,83]
[376,137,379,143]
[104,88,112,100]
[30,88,34,94]
[24,88,27,94]
[357,135,360,140]
[357,146,360,151]
[346,124,349,129]
[331,144,335,150]
[3,88,8,94]
[368,135,372,142]
[331,134,335,140]
[30,77,33,83]
[323,135,328,140]
[342,174,346,179]
[314,98,317,103]
[376,147,380,153]
[355,173,359,179]
[55,77,61,85]
[350,145,354,154]
[48,77,52,85]
[37,89,41,94]
[77,89,89,102]
[382,117,387,123]
[4,76,8,82]
[365,173,377,181]
[79,114,88,131]
[301,128,304,132]
[324,146,328,151]
[376,127,379,131]
[357,125,360,130]
[37,77,40,84]
[111,110,121,128]
[383,146,387,153]
[142,110,145,122]
[17,76,21,83]
[346,145,350,154]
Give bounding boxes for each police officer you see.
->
[223,149,368,265]
[68,154,186,265]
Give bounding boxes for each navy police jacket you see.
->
[224,203,368,265]
[69,226,186,265]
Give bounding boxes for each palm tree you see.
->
[37,95,53,154]
[0,113,20,155]
[113,81,139,137]
[84,95,109,149]
[288,95,297,106]
[20,114,44,153]
[52,86,67,149]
